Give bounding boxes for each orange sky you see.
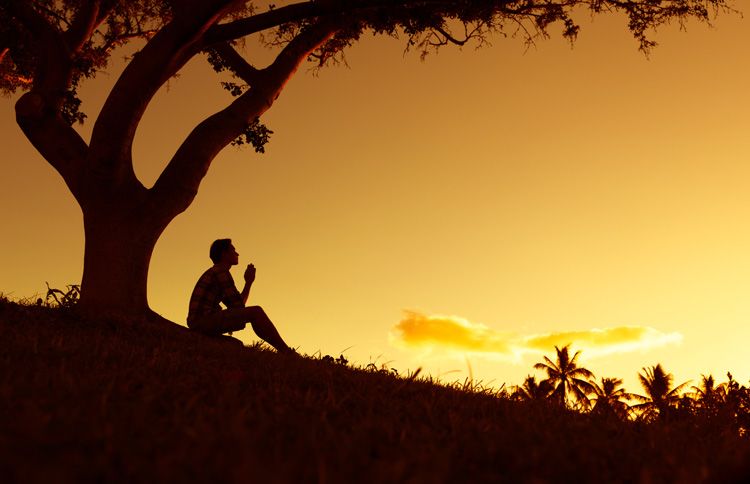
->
[2,7,749,393]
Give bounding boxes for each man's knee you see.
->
[246,305,269,320]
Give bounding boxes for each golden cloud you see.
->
[391,311,682,359]
[393,311,514,354]
[523,327,682,356]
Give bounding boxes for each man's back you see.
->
[187,266,243,324]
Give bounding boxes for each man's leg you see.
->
[189,312,246,336]
[247,306,291,352]
[222,306,291,352]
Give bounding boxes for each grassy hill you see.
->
[2,299,749,483]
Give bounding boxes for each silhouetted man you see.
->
[187,239,292,353]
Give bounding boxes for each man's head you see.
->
[209,239,238,265]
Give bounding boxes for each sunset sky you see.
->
[2,5,749,393]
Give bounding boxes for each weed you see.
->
[320,353,349,365]
[44,282,80,308]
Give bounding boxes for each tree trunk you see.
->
[77,203,168,320]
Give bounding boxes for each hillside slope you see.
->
[1,301,749,483]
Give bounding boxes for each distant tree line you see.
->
[511,345,750,435]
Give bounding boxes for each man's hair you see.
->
[209,239,232,263]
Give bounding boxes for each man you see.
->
[187,239,292,353]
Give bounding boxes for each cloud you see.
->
[392,311,514,354]
[391,311,682,360]
[522,327,682,357]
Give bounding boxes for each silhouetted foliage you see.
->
[512,375,553,402]
[44,282,80,308]
[689,373,727,418]
[723,372,750,436]
[632,364,690,422]
[230,116,274,152]
[590,377,635,421]
[534,344,596,410]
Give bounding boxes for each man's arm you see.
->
[241,263,256,305]
[217,269,244,309]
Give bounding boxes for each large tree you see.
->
[1,0,734,321]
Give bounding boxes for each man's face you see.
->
[222,244,240,265]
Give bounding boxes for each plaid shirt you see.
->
[187,266,244,322]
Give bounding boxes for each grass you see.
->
[2,299,750,483]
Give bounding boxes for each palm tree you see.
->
[690,374,726,416]
[513,375,554,402]
[534,345,596,410]
[590,377,635,420]
[632,364,689,421]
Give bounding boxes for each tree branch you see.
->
[429,25,472,47]
[203,0,423,45]
[204,1,323,45]
[6,1,89,196]
[63,0,104,52]
[150,20,339,217]
[15,92,89,201]
[203,0,559,46]
[99,29,158,53]
[209,42,262,86]
[5,0,72,103]
[87,0,239,183]
[28,0,72,29]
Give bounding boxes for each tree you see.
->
[723,372,750,435]
[533,344,595,410]
[1,1,735,321]
[690,374,726,417]
[632,364,689,422]
[512,375,553,402]
[590,377,634,420]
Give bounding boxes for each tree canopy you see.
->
[2,0,734,124]
[534,344,596,409]
[633,364,690,421]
